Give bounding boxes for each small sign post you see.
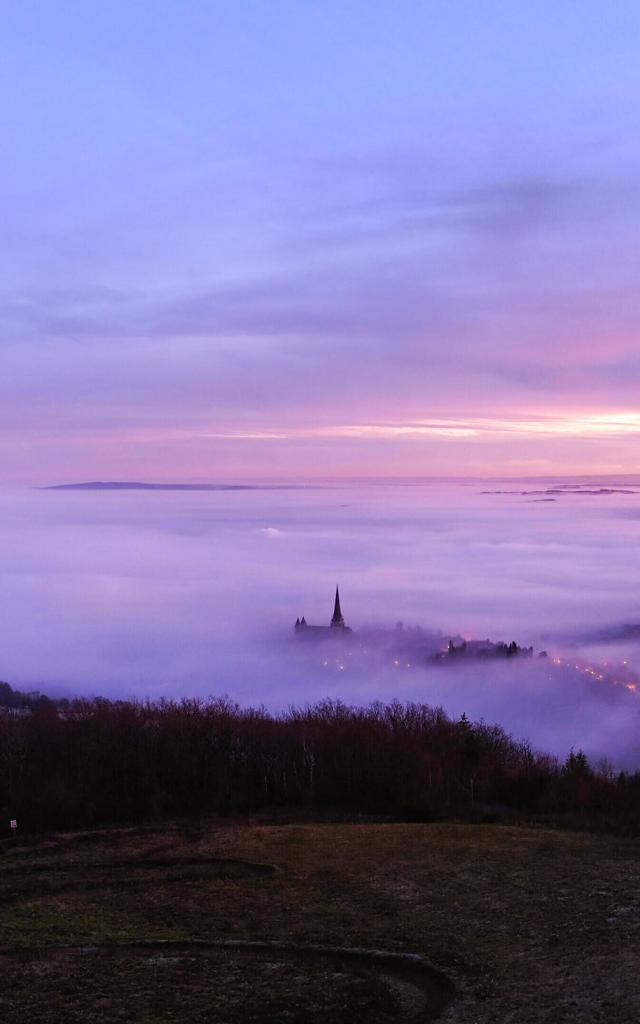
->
[9,819,17,834]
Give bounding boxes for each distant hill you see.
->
[41,482,308,491]
[0,681,54,709]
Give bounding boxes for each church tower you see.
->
[330,585,345,628]
[294,586,351,636]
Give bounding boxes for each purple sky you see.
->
[3,3,640,481]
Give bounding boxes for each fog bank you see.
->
[1,479,640,766]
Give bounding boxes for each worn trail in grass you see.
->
[1,821,640,1022]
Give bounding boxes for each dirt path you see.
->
[0,939,455,1022]
[0,823,204,858]
[0,855,279,904]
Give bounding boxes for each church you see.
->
[295,586,353,638]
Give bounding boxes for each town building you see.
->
[295,586,353,638]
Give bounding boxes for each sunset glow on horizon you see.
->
[6,408,640,484]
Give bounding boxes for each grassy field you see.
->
[1,820,639,1022]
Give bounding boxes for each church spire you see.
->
[331,585,345,627]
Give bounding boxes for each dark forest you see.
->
[1,682,638,835]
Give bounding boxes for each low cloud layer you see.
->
[2,481,639,767]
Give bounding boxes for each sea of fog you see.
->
[2,479,640,766]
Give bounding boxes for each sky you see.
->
[3,2,640,481]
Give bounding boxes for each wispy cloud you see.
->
[201,413,640,443]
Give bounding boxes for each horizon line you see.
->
[26,471,640,491]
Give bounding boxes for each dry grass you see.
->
[1,950,398,1023]
[1,821,639,1021]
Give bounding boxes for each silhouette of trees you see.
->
[0,681,638,834]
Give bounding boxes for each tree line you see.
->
[1,682,639,834]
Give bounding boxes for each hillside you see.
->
[1,821,639,1022]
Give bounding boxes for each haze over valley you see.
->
[3,477,640,767]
